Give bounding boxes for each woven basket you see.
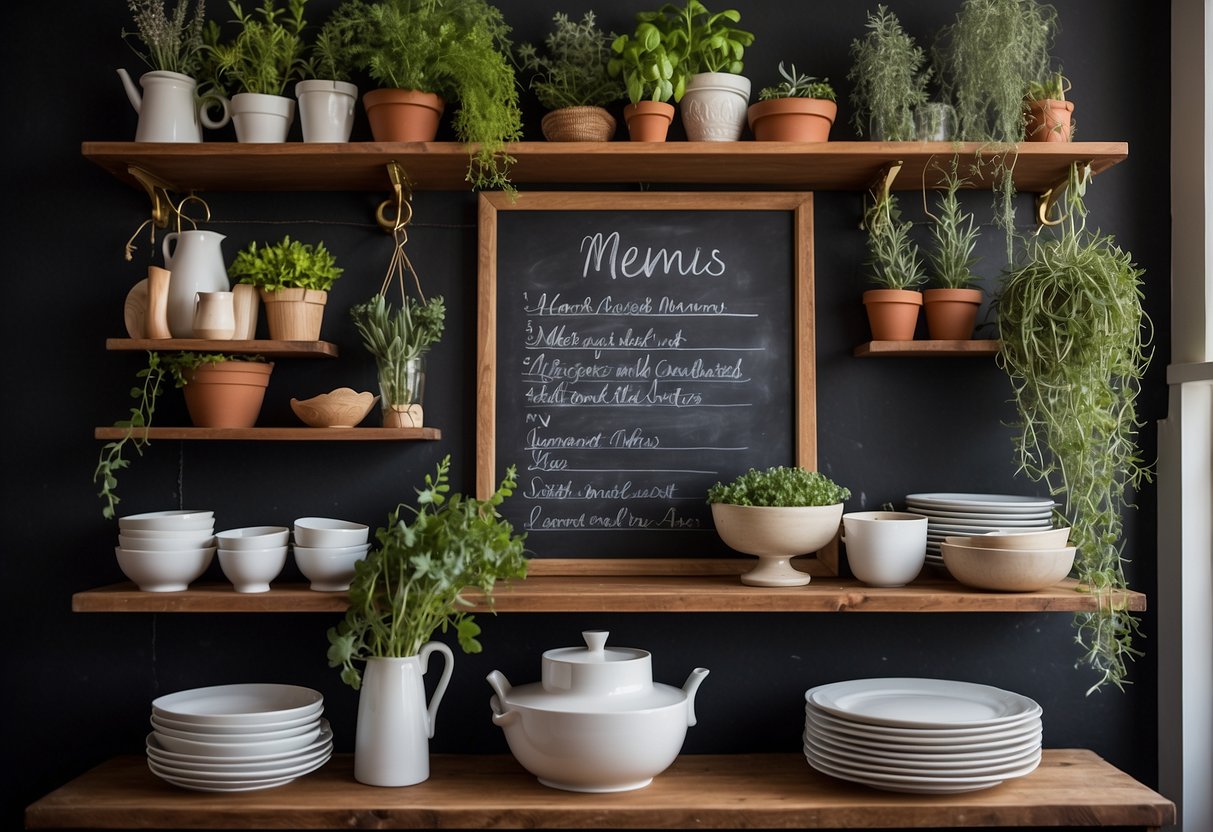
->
[541,107,617,142]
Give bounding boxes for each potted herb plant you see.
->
[995,164,1151,693]
[862,190,926,340]
[846,4,929,141]
[517,11,625,142]
[350,292,445,428]
[227,235,343,340]
[669,0,755,141]
[333,0,522,190]
[204,0,310,142]
[119,0,233,141]
[295,5,360,142]
[327,454,527,785]
[707,466,851,587]
[608,10,688,141]
[1024,71,1074,142]
[922,157,983,339]
[746,62,837,142]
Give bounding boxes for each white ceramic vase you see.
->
[231,92,296,142]
[680,72,751,141]
[354,643,454,787]
[161,230,230,337]
[296,80,358,142]
[117,68,231,142]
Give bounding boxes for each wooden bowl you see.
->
[290,388,378,428]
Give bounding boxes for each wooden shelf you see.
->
[93,427,440,440]
[854,340,1002,357]
[24,751,1175,830]
[106,338,339,358]
[82,141,1128,193]
[72,574,1146,614]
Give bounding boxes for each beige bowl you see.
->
[941,541,1076,592]
[290,388,378,428]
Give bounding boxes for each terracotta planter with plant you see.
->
[227,236,343,341]
[518,12,625,142]
[1024,73,1073,142]
[846,5,928,141]
[923,157,983,339]
[609,8,688,142]
[862,191,925,340]
[747,62,837,141]
[182,358,274,428]
[363,88,445,141]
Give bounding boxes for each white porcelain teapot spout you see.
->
[682,667,710,727]
[117,68,142,114]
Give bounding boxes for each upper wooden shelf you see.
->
[93,427,440,441]
[81,141,1128,193]
[24,751,1175,830]
[107,338,339,358]
[854,339,1002,357]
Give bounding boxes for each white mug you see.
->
[193,291,235,340]
[840,511,928,587]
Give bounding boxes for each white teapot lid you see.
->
[541,631,652,695]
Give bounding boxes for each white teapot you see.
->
[487,630,708,793]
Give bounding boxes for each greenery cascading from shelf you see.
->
[996,163,1153,694]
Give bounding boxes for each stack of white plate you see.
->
[803,678,1042,794]
[146,683,332,792]
[904,493,1057,569]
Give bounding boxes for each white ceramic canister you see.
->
[295,80,359,142]
[487,631,709,793]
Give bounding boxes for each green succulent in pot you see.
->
[757,63,835,102]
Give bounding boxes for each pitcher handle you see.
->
[198,92,231,130]
[161,231,179,264]
[418,641,454,740]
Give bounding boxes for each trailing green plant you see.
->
[847,4,930,140]
[228,235,343,293]
[707,466,851,507]
[995,163,1153,694]
[124,0,209,76]
[93,352,266,518]
[757,62,835,101]
[350,293,446,409]
[923,156,981,289]
[203,0,309,96]
[326,454,528,689]
[516,11,625,111]
[935,0,1059,142]
[863,191,926,290]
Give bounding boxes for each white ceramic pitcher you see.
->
[162,231,230,337]
[193,291,235,340]
[118,69,230,142]
[354,643,453,787]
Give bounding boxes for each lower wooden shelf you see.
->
[853,340,1001,357]
[24,751,1174,830]
[93,426,440,440]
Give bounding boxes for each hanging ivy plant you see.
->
[995,164,1153,694]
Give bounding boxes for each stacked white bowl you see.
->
[146,683,332,792]
[292,517,371,592]
[941,527,1076,592]
[217,526,290,593]
[904,493,1057,570]
[115,510,217,592]
[803,677,1043,794]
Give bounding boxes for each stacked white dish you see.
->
[216,526,290,593]
[146,683,332,792]
[803,678,1043,794]
[292,517,371,592]
[115,510,217,592]
[904,493,1056,569]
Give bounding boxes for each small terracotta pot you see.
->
[623,101,675,142]
[541,106,616,141]
[863,289,923,341]
[923,288,983,340]
[747,98,837,142]
[261,288,327,341]
[1024,99,1074,142]
[182,361,274,428]
[363,88,444,142]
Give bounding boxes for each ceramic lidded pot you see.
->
[487,630,709,793]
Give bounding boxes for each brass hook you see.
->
[128,166,176,229]
[1036,161,1092,228]
[375,162,414,232]
[173,193,212,233]
[861,161,902,230]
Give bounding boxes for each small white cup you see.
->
[841,511,928,587]
[218,546,287,593]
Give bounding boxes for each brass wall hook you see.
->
[1036,161,1092,227]
[129,166,176,229]
[376,162,414,232]
[173,193,212,233]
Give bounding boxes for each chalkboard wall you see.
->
[2,1,1170,829]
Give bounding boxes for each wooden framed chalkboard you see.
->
[477,192,816,572]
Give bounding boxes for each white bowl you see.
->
[941,541,1077,592]
[292,544,371,591]
[292,517,369,549]
[152,683,324,726]
[218,546,288,593]
[216,526,290,550]
[119,510,215,532]
[118,533,215,551]
[117,526,216,540]
[115,545,215,592]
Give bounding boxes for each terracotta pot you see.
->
[923,288,983,340]
[182,361,274,428]
[260,288,327,341]
[1024,99,1074,142]
[863,289,923,341]
[363,89,444,142]
[541,107,616,141]
[623,101,675,142]
[747,98,837,142]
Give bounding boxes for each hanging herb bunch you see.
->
[996,164,1153,694]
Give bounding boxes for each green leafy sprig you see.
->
[758,62,835,101]
[326,455,528,689]
[228,235,343,293]
[863,192,926,290]
[516,11,625,111]
[123,0,208,76]
[707,466,851,507]
[924,157,981,289]
[204,0,309,96]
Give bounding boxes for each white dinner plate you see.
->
[145,721,332,765]
[150,714,320,743]
[905,493,1056,511]
[153,723,321,757]
[804,737,1041,778]
[806,706,1042,744]
[150,708,323,735]
[925,517,1054,530]
[152,683,323,726]
[146,740,332,773]
[805,747,1040,793]
[910,506,1054,522]
[147,745,332,781]
[806,678,1041,729]
[804,723,1042,763]
[147,752,329,792]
